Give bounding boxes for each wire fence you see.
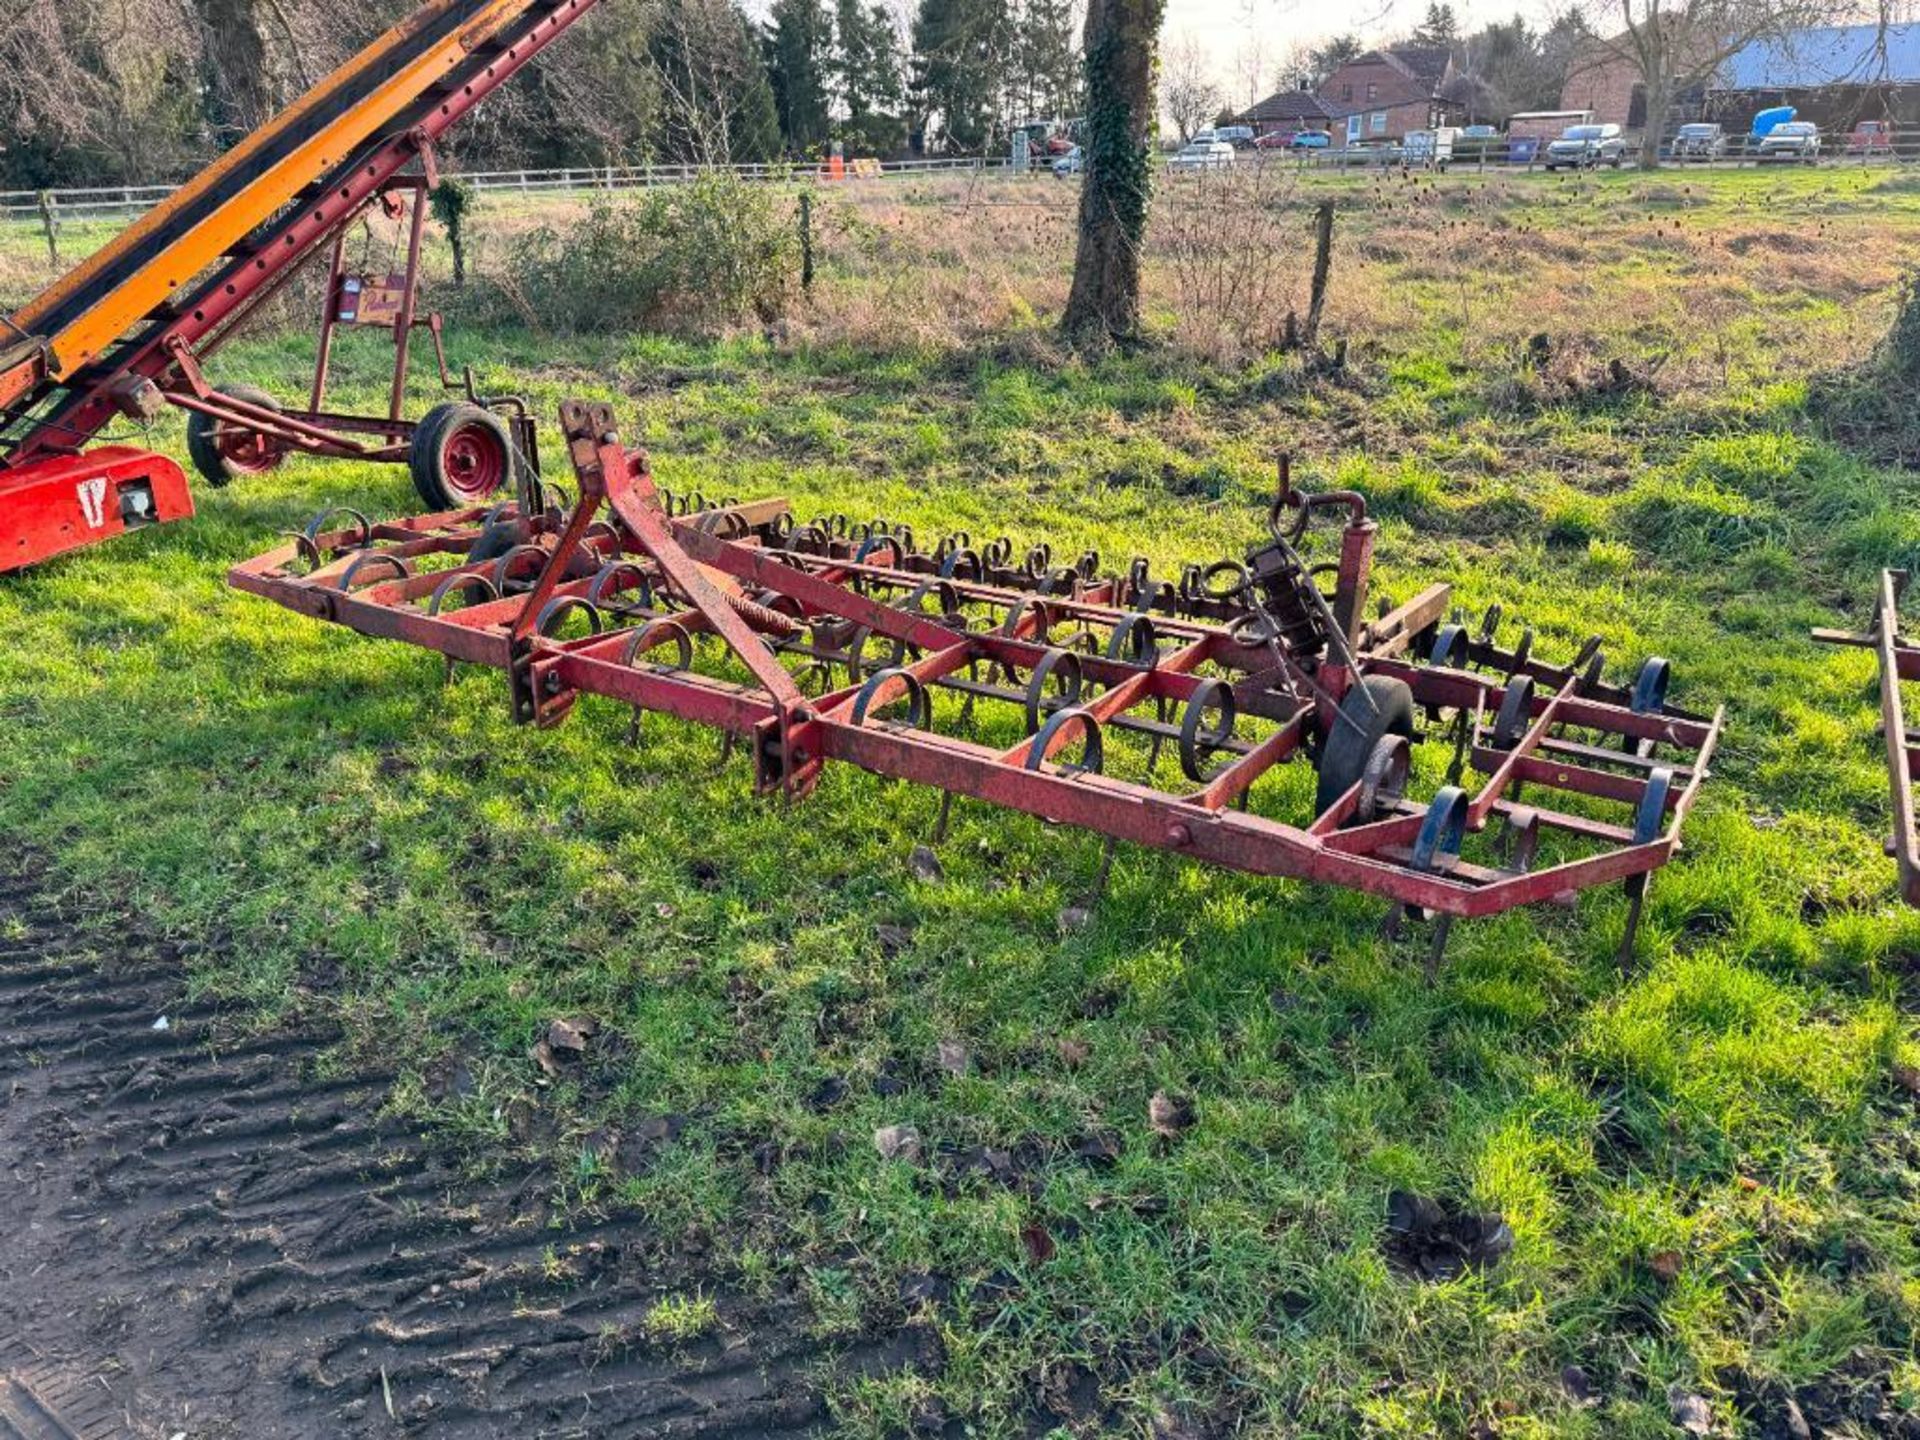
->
[3,128,1915,226]
[0,157,1019,222]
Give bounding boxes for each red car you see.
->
[1846,119,1895,154]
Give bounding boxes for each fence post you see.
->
[37,190,59,266]
[1303,200,1335,350]
[799,192,814,291]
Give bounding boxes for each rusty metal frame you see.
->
[1814,568,1920,905]
[231,403,1722,964]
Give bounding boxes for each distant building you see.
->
[1560,22,1920,132]
[1237,46,1469,148]
[1323,47,1470,146]
[1709,23,1920,131]
[1233,87,1337,140]
[1559,40,1658,129]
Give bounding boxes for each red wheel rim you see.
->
[439,421,508,499]
[216,421,282,474]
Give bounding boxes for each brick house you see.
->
[1558,24,1725,130]
[1558,39,1654,128]
[1318,47,1468,146]
[1233,87,1337,140]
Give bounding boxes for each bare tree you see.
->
[0,0,203,182]
[1060,0,1166,347]
[1564,0,1854,168]
[1231,35,1271,110]
[1162,34,1223,140]
[185,0,280,143]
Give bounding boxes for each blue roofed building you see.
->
[1709,22,1920,131]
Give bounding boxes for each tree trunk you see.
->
[1636,76,1671,170]
[1060,0,1167,349]
[190,0,277,144]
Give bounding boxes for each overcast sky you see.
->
[1162,0,1560,107]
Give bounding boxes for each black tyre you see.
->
[410,402,513,511]
[185,385,286,486]
[1314,675,1416,818]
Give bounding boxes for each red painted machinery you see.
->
[0,0,603,575]
[1816,572,1920,904]
[232,401,1724,967]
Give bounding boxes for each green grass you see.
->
[5,166,1920,1436]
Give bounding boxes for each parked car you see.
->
[1167,139,1236,172]
[1847,119,1895,154]
[1051,145,1082,176]
[1757,120,1821,162]
[1543,122,1626,170]
[1215,125,1256,149]
[1671,122,1726,160]
[1257,128,1330,150]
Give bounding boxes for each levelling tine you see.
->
[1087,835,1119,905]
[1617,873,1650,976]
[1443,708,1471,786]
[931,791,955,845]
[1424,914,1455,986]
[1382,902,1407,943]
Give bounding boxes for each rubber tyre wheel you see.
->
[185,385,285,487]
[410,402,513,511]
[1314,675,1416,819]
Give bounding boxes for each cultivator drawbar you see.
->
[1815,570,1920,905]
[231,401,1723,968]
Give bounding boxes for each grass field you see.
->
[6,165,1920,1436]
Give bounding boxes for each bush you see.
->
[494,174,797,337]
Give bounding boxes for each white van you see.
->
[1403,127,1461,168]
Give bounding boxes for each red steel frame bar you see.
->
[231,403,1724,950]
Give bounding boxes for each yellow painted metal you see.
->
[10,0,535,385]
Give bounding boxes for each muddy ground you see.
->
[0,860,931,1438]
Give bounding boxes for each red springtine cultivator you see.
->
[231,401,1723,968]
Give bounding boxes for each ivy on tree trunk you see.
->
[1060,0,1167,349]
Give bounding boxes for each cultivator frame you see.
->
[231,401,1723,966]
[1815,569,1920,905]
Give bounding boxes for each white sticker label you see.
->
[76,476,108,529]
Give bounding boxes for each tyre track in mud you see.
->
[0,865,933,1437]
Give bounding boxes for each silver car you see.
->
[1672,122,1725,160]
[1167,140,1236,173]
[1543,123,1626,170]
[1757,121,1821,163]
